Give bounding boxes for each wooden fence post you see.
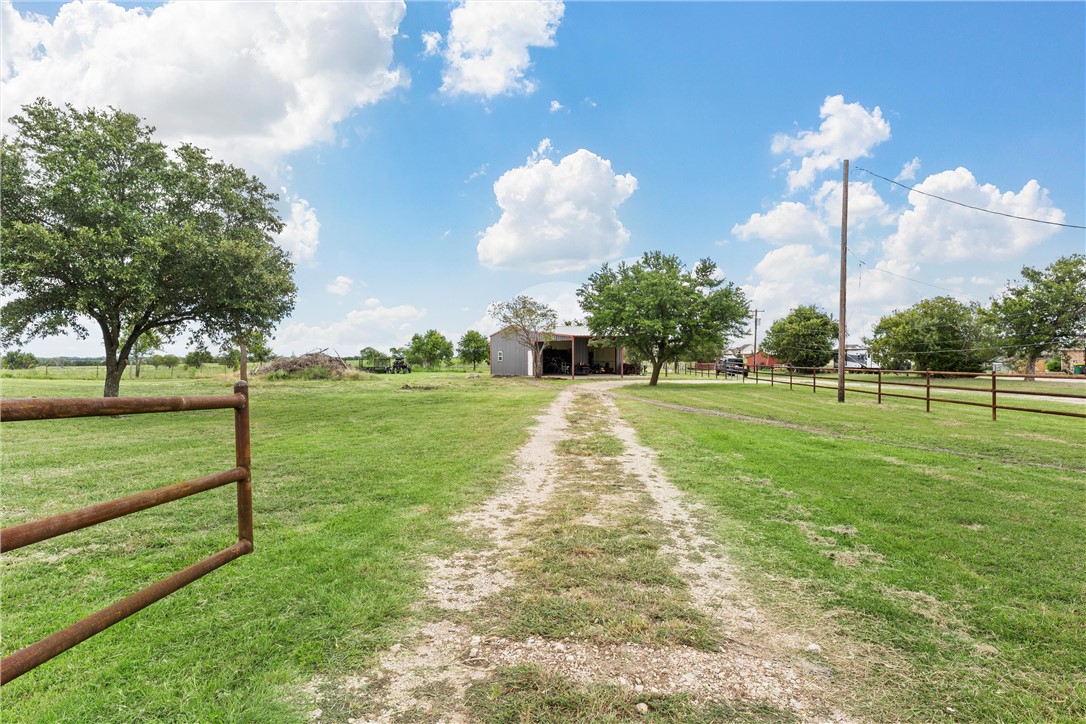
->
[991,369,997,421]
[877,368,882,404]
[925,369,931,413]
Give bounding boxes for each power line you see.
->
[854,167,1086,230]
[864,261,963,295]
[842,245,964,295]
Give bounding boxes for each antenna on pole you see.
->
[838,160,848,403]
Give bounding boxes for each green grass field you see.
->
[0,359,494,384]
[612,383,1085,721]
[1,373,558,722]
[2,374,1083,721]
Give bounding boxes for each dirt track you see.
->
[301,381,859,722]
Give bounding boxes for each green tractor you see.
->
[360,354,412,374]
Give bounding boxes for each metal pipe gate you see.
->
[0,381,253,684]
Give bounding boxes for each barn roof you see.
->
[490,324,594,339]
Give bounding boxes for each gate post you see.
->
[234,381,253,551]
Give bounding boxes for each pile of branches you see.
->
[257,350,351,375]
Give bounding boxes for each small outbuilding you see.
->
[490,325,625,378]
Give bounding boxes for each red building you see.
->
[744,351,779,369]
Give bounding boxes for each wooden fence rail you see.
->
[744,366,1085,420]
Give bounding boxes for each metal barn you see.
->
[489,325,625,378]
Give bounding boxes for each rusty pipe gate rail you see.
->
[0,381,252,685]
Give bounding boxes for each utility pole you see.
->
[752,309,764,383]
[838,160,848,403]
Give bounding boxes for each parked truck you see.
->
[715,355,748,378]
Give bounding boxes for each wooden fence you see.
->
[744,366,1085,420]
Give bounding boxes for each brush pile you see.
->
[257,351,352,377]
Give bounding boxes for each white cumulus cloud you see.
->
[883,168,1065,263]
[772,95,891,192]
[896,157,921,182]
[812,180,894,228]
[549,99,564,112]
[732,202,830,245]
[744,244,836,315]
[440,0,564,98]
[276,196,321,261]
[742,246,922,347]
[326,276,353,296]
[1,1,407,172]
[477,143,638,273]
[421,30,442,56]
[472,281,581,335]
[275,300,425,354]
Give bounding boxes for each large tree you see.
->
[489,296,558,378]
[457,329,490,371]
[406,329,454,369]
[866,296,996,373]
[761,305,838,369]
[0,100,296,396]
[989,255,1086,376]
[578,252,749,385]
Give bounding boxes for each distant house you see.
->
[1059,339,1086,373]
[489,325,625,378]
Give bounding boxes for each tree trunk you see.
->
[649,359,664,386]
[239,337,249,381]
[1024,354,1038,381]
[103,349,126,397]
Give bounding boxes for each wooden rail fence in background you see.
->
[744,365,1085,420]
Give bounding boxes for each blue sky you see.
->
[3,1,1084,359]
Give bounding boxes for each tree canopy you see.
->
[761,305,838,369]
[184,347,213,370]
[0,100,296,396]
[866,296,996,373]
[989,254,1086,374]
[489,296,558,378]
[406,329,454,368]
[577,251,749,385]
[457,329,490,371]
[2,350,37,369]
